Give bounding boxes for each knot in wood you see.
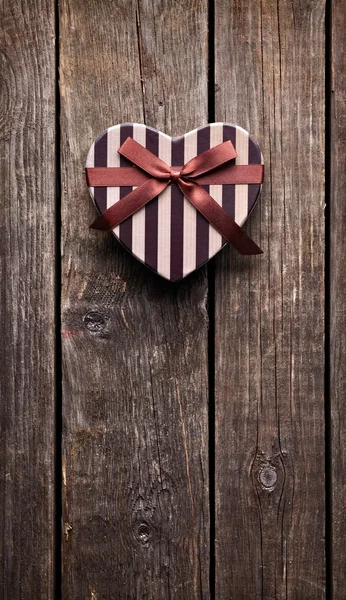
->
[132,519,154,547]
[84,311,107,332]
[258,464,278,490]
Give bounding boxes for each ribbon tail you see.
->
[90,178,169,231]
[177,179,263,256]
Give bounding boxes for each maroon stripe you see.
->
[196,126,210,265]
[248,134,262,213]
[170,137,185,281]
[145,128,159,272]
[222,125,236,221]
[94,131,108,213]
[119,124,133,250]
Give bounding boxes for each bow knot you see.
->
[86,136,264,255]
[170,169,182,182]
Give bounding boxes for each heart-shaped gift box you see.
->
[86,123,263,281]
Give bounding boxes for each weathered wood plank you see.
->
[214,1,325,598]
[0,1,56,598]
[330,1,346,597]
[60,1,209,598]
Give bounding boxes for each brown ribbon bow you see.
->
[86,136,264,255]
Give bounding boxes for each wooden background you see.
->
[1,0,342,598]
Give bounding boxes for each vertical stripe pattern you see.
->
[145,128,159,273]
[234,127,249,226]
[86,123,262,281]
[208,124,224,257]
[183,130,197,277]
[106,125,120,236]
[131,124,147,262]
[93,132,107,213]
[195,127,210,267]
[170,137,185,281]
[222,125,236,221]
[119,124,133,250]
[86,141,95,204]
[157,133,171,279]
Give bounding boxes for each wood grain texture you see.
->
[214,1,325,598]
[0,1,56,598]
[60,1,209,598]
[330,1,346,597]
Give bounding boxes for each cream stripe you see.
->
[183,131,197,276]
[131,124,146,261]
[157,134,171,280]
[208,124,224,257]
[235,127,249,225]
[107,126,121,236]
[86,142,95,199]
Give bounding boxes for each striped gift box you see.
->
[86,123,262,281]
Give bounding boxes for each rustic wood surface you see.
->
[214,1,326,598]
[0,1,56,598]
[0,0,337,598]
[59,1,210,599]
[331,1,346,598]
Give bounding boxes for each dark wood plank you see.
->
[214,1,326,598]
[0,1,56,598]
[60,1,210,598]
[330,2,346,597]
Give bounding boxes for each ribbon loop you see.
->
[118,136,171,180]
[181,139,238,178]
[87,136,263,256]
